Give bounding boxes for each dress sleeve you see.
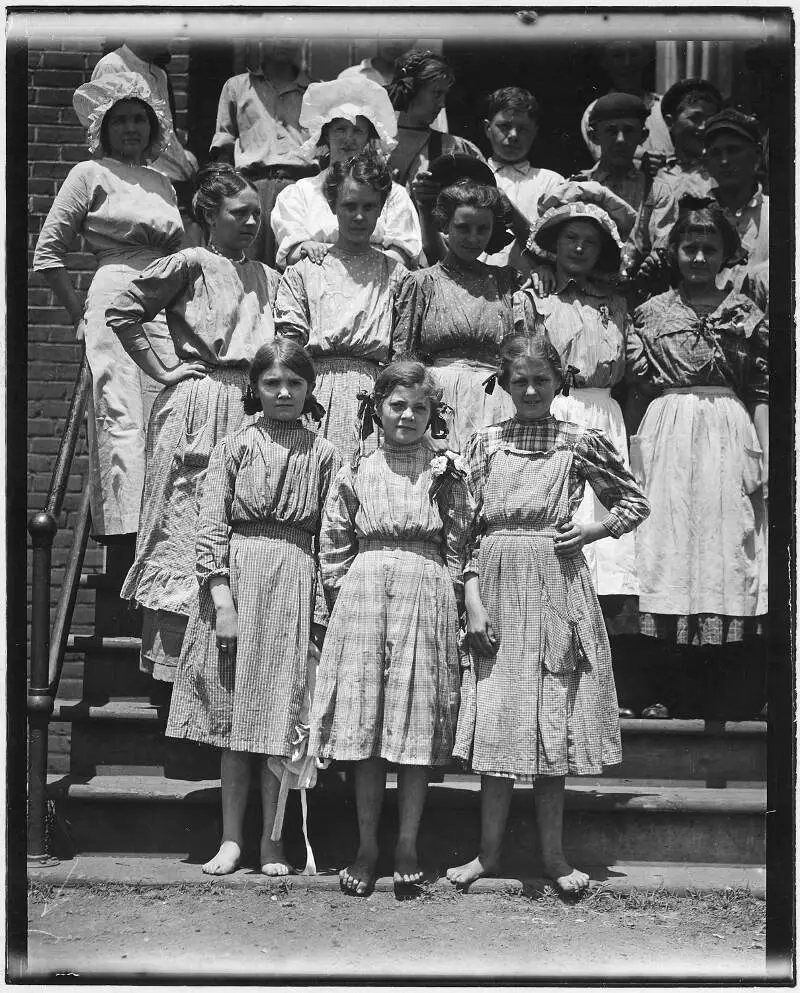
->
[379,184,423,263]
[392,271,426,358]
[746,314,769,406]
[318,464,360,606]
[626,302,652,382]
[271,183,312,270]
[438,475,475,606]
[574,428,650,537]
[106,252,191,353]
[273,264,312,345]
[195,439,238,586]
[311,444,345,628]
[210,78,239,153]
[32,165,92,270]
[463,431,490,575]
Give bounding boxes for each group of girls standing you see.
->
[33,61,768,893]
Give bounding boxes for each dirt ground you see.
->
[20,878,767,982]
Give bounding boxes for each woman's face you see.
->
[676,226,726,288]
[406,77,452,126]
[256,362,309,421]
[334,177,382,249]
[445,205,495,263]
[207,187,262,254]
[554,219,603,279]
[379,384,431,446]
[104,99,151,162]
[327,115,372,164]
[506,357,559,422]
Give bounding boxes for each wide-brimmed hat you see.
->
[72,71,172,160]
[297,76,398,161]
[529,201,623,274]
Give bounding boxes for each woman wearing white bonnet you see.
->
[33,71,183,540]
[271,76,422,270]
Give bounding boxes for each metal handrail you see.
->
[28,353,92,865]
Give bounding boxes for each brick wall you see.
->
[26,37,192,640]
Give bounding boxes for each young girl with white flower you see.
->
[308,360,473,896]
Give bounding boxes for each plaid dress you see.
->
[274,247,411,460]
[106,249,281,680]
[453,416,649,779]
[166,418,342,755]
[628,288,769,645]
[308,441,473,766]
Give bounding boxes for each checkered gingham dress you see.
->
[166,418,342,756]
[308,441,473,767]
[453,416,649,779]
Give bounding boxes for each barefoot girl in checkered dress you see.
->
[166,340,342,877]
[447,333,649,895]
[308,360,473,896]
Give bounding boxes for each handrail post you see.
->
[28,510,59,865]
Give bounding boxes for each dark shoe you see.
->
[641,702,670,719]
[618,707,636,719]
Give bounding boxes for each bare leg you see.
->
[394,765,428,883]
[447,774,514,886]
[203,749,251,875]
[534,775,589,894]
[259,757,293,875]
[340,757,385,896]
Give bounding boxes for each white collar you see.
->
[489,156,531,176]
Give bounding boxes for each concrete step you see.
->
[47,699,767,785]
[46,773,765,870]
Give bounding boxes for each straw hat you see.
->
[72,71,172,160]
[297,76,398,162]
[529,201,623,274]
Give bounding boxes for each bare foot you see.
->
[446,854,500,887]
[202,840,241,876]
[544,859,590,894]
[393,843,424,885]
[260,838,293,877]
[339,845,378,897]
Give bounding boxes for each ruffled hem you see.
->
[120,559,198,615]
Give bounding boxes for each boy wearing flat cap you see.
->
[571,92,650,213]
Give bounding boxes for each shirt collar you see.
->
[554,273,611,297]
[489,155,531,177]
[591,162,641,183]
[248,67,310,94]
[713,183,764,212]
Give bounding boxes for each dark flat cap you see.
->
[589,92,649,125]
[703,108,761,146]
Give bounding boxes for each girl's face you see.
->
[256,363,310,421]
[406,77,452,126]
[506,357,559,422]
[208,187,261,254]
[335,177,382,250]
[446,205,495,263]
[105,99,151,162]
[327,115,372,164]
[379,384,432,446]
[555,219,603,279]
[676,226,726,287]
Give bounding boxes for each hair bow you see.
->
[305,395,327,424]
[482,372,498,396]
[356,390,378,441]
[561,365,580,396]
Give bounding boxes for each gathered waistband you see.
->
[358,537,443,559]
[565,386,612,398]
[314,354,383,369]
[432,352,498,369]
[486,525,560,539]
[231,522,314,551]
[663,386,736,397]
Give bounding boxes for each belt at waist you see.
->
[313,354,384,367]
[358,537,443,559]
[242,164,320,181]
[431,350,499,368]
[231,521,314,551]
[485,525,560,539]
[663,386,736,397]
[566,386,613,397]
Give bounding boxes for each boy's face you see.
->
[590,116,646,170]
[668,98,718,158]
[704,132,760,191]
[600,42,648,90]
[483,109,538,164]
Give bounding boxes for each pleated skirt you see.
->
[308,541,461,766]
[166,524,315,755]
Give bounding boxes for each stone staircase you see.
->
[44,552,767,884]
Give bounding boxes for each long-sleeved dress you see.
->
[453,416,649,779]
[308,441,473,766]
[32,157,184,535]
[166,418,342,754]
[270,172,422,271]
[275,246,411,458]
[627,287,769,646]
[517,282,637,597]
[394,258,520,452]
[106,247,281,680]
